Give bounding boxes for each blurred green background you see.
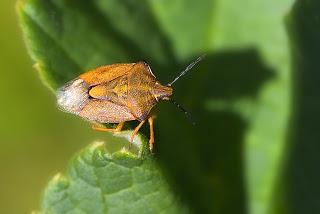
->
[0,0,107,213]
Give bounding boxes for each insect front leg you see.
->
[148,116,155,152]
[130,120,146,148]
[92,122,125,133]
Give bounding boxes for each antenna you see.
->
[170,99,196,125]
[167,54,206,87]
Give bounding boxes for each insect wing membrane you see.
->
[79,99,135,123]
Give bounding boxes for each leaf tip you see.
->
[52,173,63,182]
[113,130,148,155]
[91,141,106,150]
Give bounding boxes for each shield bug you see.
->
[57,55,205,151]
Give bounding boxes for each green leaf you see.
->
[277,0,320,213]
[17,0,297,213]
[17,0,176,90]
[151,1,294,213]
[208,1,294,213]
[41,141,187,214]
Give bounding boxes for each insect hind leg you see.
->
[92,122,125,133]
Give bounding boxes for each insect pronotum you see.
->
[57,55,205,151]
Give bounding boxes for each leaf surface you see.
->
[42,142,186,214]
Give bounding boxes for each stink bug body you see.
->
[57,56,204,151]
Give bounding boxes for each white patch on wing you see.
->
[56,78,89,114]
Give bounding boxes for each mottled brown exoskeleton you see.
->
[57,55,204,151]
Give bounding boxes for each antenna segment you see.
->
[167,54,206,86]
[170,99,196,125]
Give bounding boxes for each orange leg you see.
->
[92,122,125,133]
[130,120,146,147]
[148,117,155,152]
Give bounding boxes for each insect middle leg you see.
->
[130,120,146,147]
[92,122,125,133]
